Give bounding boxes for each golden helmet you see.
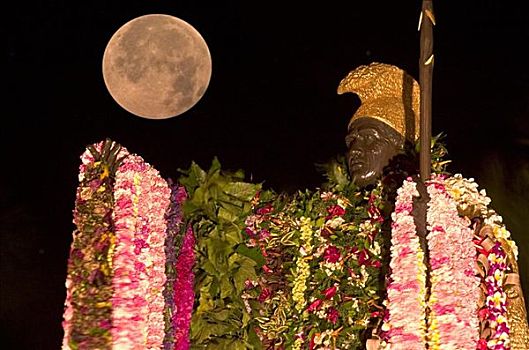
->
[338,62,420,141]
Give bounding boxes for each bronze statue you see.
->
[338,62,420,186]
[338,62,529,349]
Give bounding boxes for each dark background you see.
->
[3,1,528,348]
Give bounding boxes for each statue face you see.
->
[346,118,402,187]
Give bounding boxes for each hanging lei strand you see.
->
[162,183,195,350]
[111,154,170,349]
[141,164,171,349]
[291,216,314,350]
[425,175,481,349]
[445,174,513,349]
[172,224,196,349]
[62,142,122,350]
[480,240,510,350]
[111,157,148,348]
[382,175,482,349]
[161,182,182,349]
[382,178,428,350]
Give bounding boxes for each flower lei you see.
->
[162,182,194,350]
[178,158,387,349]
[62,140,173,350]
[445,175,516,350]
[382,179,428,349]
[426,176,481,349]
[382,175,481,350]
[62,141,122,349]
[171,225,195,349]
[111,153,170,349]
[244,183,386,349]
[162,182,183,349]
[479,240,510,350]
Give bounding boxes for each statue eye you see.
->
[361,130,380,144]
[345,134,357,147]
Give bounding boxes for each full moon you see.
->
[102,14,212,119]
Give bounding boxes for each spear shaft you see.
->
[419,0,435,181]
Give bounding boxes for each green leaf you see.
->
[218,205,239,223]
[208,157,222,176]
[233,266,256,294]
[190,316,233,343]
[247,325,263,349]
[235,245,266,268]
[178,161,207,190]
[224,182,260,201]
[224,226,243,245]
[210,308,232,321]
[196,288,215,315]
[231,340,248,350]
[201,260,218,276]
[219,276,234,299]
[206,237,231,267]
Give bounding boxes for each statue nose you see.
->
[349,149,363,158]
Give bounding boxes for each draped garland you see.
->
[445,174,520,350]
[111,153,171,348]
[162,182,195,350]
[380,174,522,350]
[62,139,527,349]
[382,179,428,349]
[62,140,192,350]
[62,140,123,349]
[425,176,481,349]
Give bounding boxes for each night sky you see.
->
[3,1,529,349]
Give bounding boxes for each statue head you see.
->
[338,62,420,187]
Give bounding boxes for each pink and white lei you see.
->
[426,175,481,349]
[382,176,481,350]
[112,154,170,349]
[383,179,428,349]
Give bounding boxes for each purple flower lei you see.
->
[162,182,190,349]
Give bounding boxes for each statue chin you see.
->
[350,167,379,188]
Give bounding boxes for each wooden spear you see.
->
[419,0,435,181]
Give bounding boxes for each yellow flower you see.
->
[493,225,511,240]
[494,269,504,283]
[449,188,461,200]
[292,217,314,312]
[99,164,110,180]
[489,291,506,306]
[95,301,112,308]
[292,337,303,350]
[496,314,507,325]
[292,258,310,311]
